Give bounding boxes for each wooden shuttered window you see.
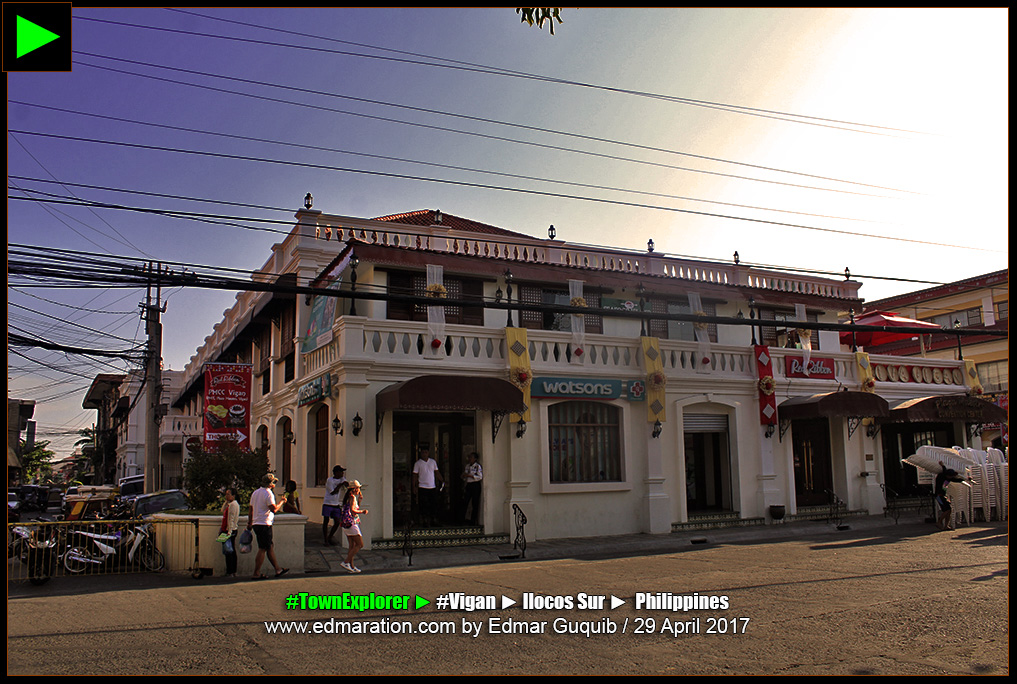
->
[386,271,484,325]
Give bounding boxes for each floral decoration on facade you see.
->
[968,386,983,396]
[510,367,532,389]
[430,338,443,349]
[425,283,447,298]
[861,377,876,393]
[569,296,587,308]
[757,376,776,396]
[693,311,709,331]
[647,371,667,391]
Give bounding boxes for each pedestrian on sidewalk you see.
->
[221,487,240,577]
[340,480,369,573]
[248,473,289,579]
[322,465,347,546]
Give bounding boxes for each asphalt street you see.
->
[6,516,1009,676]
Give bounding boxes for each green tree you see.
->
[516,8,563,35]
[20,439,55,481]
[183,439,270,511]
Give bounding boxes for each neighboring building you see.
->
[857,270,1008,493]
[83,369,186,488]
[7,398,36,484]
[169,205,999,545]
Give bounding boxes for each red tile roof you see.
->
[372,209,534,239]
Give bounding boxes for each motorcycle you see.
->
[62,519,165,574]
[10,524,60,585]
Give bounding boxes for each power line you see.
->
[7,154,1001,253]
[70,55,908,200]
[8,103,896,224]
[93,11,931,138]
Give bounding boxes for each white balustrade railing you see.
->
[304,317,967,391]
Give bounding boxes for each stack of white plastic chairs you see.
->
[958,447,992,522]
[904,446,977,526]
[987,447,1008,521]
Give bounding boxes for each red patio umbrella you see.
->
[840,310,942,348]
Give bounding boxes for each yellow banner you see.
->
[641,337,666,423]
[506,327,532,422]
[963,359,984,395]
[855,351,875,392]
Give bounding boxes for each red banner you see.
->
[203,363,253,447]
[754,345,777,427]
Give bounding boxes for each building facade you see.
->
[170,206,1000,545]
[855,270,1008,494]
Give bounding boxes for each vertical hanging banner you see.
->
[794,303,812,375]
[506,327,532,422]
[641,336,666,423]
[425,264,446,359]
[203,363,253,447]
[855,352,875,393]
[687,292,712,374]
[568,279,586,364]
[754,345,778,427]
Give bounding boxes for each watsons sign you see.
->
[531,377,645,401]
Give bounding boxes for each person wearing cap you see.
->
[340,480,369,573]
[247,473,289,579]
[322,465,348,546]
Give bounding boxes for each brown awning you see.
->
[376,375,526,414]
[778,391,889,421]
[880,395,1009,424]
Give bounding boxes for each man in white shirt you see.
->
[247,473,288,579]
[412,446,443,527]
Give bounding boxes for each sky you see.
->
[7,8,1009,457]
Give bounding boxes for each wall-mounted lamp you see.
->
[651,420,663,439]
[764,423,775,439]
[515,419,527,439]
[285,431,296,444]
[548,224,556,240]
[332,416,343,436]
[352,413,363,437]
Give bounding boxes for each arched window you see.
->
[547,401,621,483]
[314,405,329,486]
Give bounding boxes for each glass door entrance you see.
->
[392,411,476,528]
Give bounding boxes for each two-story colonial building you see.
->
[169,204,1001,546]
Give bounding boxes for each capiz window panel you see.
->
[548,401,621,483]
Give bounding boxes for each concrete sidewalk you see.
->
[302,511,942,575]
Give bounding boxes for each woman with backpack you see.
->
[340,480,368,573]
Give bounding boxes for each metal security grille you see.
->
[683,414,729,432]
[548,401,621,483]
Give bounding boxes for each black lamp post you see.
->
[349,252,359,316]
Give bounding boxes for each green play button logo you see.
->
[3,3,72,73]
[17,16,60,58]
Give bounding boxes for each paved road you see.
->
[7,518,1008,675]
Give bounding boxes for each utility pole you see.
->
[143,262,165,493]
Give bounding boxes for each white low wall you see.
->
[151,513,307,577]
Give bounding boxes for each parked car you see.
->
[8,491,21,523]
[129,490,191,518]
[117,475,145,501]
